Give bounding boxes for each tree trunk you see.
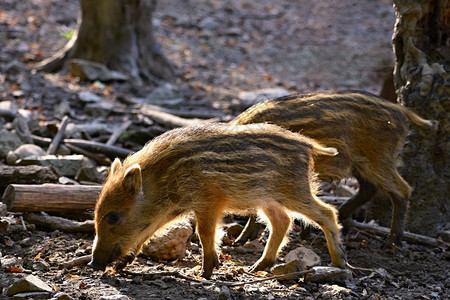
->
[389,0,449,236]
[34,0,174,82]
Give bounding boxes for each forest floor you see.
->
[1,0,449,299]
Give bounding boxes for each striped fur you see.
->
[231,90,436,247]
[90,123,345,278]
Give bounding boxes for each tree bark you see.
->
[33,0,175,82]
[389,0,449,236]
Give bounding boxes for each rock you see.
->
[16,155,84,177]
[143,82,184,107]
[58,177,79,185]
[334,184,355,197]
[6,274,53,296]
[0,203,7,216]
[11,291,51,299]
[6,144,46,165]
[65,123,114,137]
[142,221,193,261]
[75,166,104,183]
[70,59,128,82]
[223,222,244,239]
[78,91,102,103]
[54,100,72,118]
[4,60,25,74]
[243,240,264,251]
[51,292,75,300]
[437,230,450,243]
[98,295,129,300]
[0,100,19,115]
[84,101,115,117]
[1,256,22,270]
[0,129,22,159]
[217,285,231,300]
[305,266,353,284]
[271,247,320,280]
[284,247,321,270]
[235,88,291,110]
[271,260,298,278]
[199,17,219,31]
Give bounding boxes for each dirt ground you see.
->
[1,0,449,299]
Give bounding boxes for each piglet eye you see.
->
[105,213,121,225]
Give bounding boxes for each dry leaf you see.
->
[256,271,272,277]
[5,266,22,273]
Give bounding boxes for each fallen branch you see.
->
[106,120,132,145]
[60,255,92,269]
[47,115,70,155]
[2,184,102,212]
[347,220,445,248]
[65,143,111,165]
[65,139,133,158]
[23,212,94,233]
[31,135,133,158]
[137,104,205,128]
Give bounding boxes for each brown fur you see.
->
[89,123,345,278]
[230,90,437,246]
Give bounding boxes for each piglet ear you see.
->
[123,164,142,195]
[111,158,122,174]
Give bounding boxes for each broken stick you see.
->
[347,220,444,248]
[137,104,204,128]
[47,115,70,155]
[23,212,94,233]
[2,184,102,212]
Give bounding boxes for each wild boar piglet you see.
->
[231,90,437,247]
[89,123,345,278]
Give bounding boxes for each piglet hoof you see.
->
[199,254,220,279]
[248,259,274,273]
[113,254,135,272]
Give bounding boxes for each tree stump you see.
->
[33,0,175,82]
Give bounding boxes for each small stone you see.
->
[6,144,46,165]
[6,274,53,296]
[235,88,291,110]
[284,247,321,270]
[0,203,7,216]
[16,155,84,177]
[98,295,129,300]
[78,91,102,103]
[75,166,104,183]
[271,260,298,279]
[4,60,25,74]
[51,292,75,300]
[199,17,219,31]
[1,256,22,270]
[217,285,231,300]
[223,223,244,239]
[142,221,193,261]
[11,291,51,299]
[243,240,264,251]
[0,100,19,115]
[437,230,450,243]
[84,101,115,117]
[305,266,353,284]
